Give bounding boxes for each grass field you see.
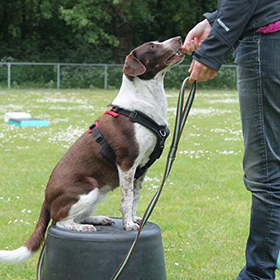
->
[0,88,279,280]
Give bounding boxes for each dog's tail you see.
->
[0,201,50,264]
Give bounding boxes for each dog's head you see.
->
[123,36,184,80]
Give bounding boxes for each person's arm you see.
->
[193,0,260,71]
[181,19,216,82]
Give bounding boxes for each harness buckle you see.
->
[111,107,119,113]
[92,127,103,143]
[129,111,138,120]
[159,129,167,138]
[95,134,103,143]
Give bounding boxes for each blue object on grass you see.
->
[8,118,49,128]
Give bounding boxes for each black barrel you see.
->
[41,218,166,280]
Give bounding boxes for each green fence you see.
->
[0,62,237,90]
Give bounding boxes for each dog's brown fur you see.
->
[0,36,184,264]
[23,114,139,252]
[46,114,139,222]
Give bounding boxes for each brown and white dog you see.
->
[0,36,184,263]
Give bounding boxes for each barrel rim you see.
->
[47,218,162,242]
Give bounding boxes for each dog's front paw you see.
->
[123,221,140,231]
[80,216,114,226]
[76,224,97,232]
[56,221,97,232]
[70,224,97,232]
[97,216,114,226]
[133,216,142,225]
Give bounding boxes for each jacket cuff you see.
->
[192,30,231,71]
[203,11,218,26]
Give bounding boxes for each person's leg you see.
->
[235,32,280,279]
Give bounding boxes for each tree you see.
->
[59,0,154,63]
[0,0,221,64]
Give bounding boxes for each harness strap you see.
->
[112,108,170,179]
[88,108,169,179]
[112,108,168,136]
[103,110,119,118]
[89,122,116,165]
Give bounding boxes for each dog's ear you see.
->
[123,51,146,77]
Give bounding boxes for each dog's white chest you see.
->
[134,123,157,167]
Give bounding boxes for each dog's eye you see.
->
[150,45,155,49]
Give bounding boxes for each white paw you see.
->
[56,221,97,232]
[123,221,140,231]
[79,224,97,232]
[133,216,142,225]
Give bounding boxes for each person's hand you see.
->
[181,19,212,55]
[188,59,216,83]
[181,19,216,83]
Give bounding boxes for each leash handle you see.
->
[110,78,196,280]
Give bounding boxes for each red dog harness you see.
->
[88,107,169,179]
[88,111,119,133]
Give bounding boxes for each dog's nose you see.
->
[175,36,182,44]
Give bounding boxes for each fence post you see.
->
[7,63,11,89]
[104,64,108,90]
[57,63,60,89]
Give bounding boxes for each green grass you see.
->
[0,88,279,280]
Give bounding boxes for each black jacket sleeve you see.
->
[193,0,260,71]
[203,11,218,26]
